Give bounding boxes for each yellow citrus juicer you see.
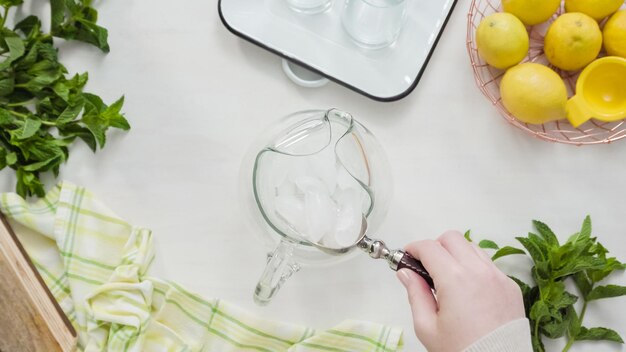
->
[567,56,626,128]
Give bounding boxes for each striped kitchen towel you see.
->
[0,182,403,352]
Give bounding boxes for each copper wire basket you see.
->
[467,0,626,145]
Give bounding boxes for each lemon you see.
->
[604,10,626,58]
[500,63,567,124]
[502,0,561,25]
[565,0,624,21]
[476,13,529,69]
[544,13,602,71]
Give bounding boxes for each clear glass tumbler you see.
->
[286,0,333,14]
[341,0,407,49]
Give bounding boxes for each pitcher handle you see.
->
[254,239,301,305]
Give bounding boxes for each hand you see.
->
[397,231,525,352]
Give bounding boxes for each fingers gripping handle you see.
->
[359,236,435,290]
[398,251,435,289]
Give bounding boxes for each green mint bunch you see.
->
[471,216,626,352]
[0,0,129,197]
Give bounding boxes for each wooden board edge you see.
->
[0,212,78,346]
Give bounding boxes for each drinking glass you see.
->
[341,0,408,49]
[239,109,392,305]
[286,0,333,14]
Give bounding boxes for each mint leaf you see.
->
[14,15,41,39]
[542,317,570,338]
[83,92,105,113]
[52,81,70,101]
[56,101,84,125]
[0,36,25,70]
[102,96,124,115]
[566,305,581,338]
[533,220,559,247]
[589,257,626,283]
[81,112,106,148]
[16,168,45,197]
[108,112,130,130]
[554,289,578,309]
[0,76,14,96]
[573,272,592,297]
[517,235,548,263]
[492,246,526,261]
[530,300,550,323]
[565,218,593,253]
[17,137,61,161]
[102,95,129,130]
[22,155,61,172]
[74,18,110,52]
[580,215,592,240]
[17,116,42,139]
[478,239,499,250]
[554,256,605,278]
[59,123,97,152]
[49,0,65,31]
[0,108,13,125]
[586,285,626,301]
[5,152,18,166]
[576,327,624,343]
[464,230,472,242]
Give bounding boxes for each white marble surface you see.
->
[2,0,626,350]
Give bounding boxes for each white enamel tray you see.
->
[219,0,457,101]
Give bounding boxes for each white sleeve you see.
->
[463,318,533,352]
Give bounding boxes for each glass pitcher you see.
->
[240,109,392,305]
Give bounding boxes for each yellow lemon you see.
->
[565,0,624,21]
[544,13,602,71]
[502,0,561,25]
[476,13,529,69]
[604,10,626,58]
[500,63,568,124]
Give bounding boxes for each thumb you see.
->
[397,269,438,333]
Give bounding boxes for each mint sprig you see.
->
[0,0,129,197]
[473,216,626,352]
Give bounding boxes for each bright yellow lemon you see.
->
[476,13,529,69]
[502,0,561,25]
[500,63,568,124]
[544,13,602,71]
[565,0,624,21]
[604,10,626,58]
